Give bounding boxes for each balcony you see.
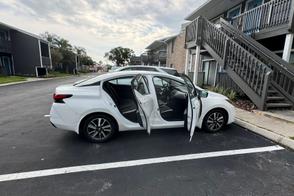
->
[154,51,167,62]
[0,39,12,53]
[42,56,51,67]
[231,0,294,37]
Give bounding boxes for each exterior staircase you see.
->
[185,16,294,110]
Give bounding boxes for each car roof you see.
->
[121,65,177,70]
[75,71,183,86]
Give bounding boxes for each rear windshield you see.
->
[161,68,180,76]
[121,67,158,72]
[74,77,101,86]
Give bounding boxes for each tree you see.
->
[74,46,87,56]
[104,47,134,66]
[80,55,95,66]
[55,38,72,51]
[50,47,63,68]
[41,32,95,73]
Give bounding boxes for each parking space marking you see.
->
[0,145,283,182]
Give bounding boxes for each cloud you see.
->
[0,0,207,61]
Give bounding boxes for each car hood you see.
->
[207,91,228,99]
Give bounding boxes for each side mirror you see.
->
[199,90,208,98]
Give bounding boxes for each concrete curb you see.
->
[235,118,294,150]
[253,110,294,125]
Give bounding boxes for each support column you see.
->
[213,62,219,87]
[184,49,189,74]
[48,43,53,69]
[38,39,43,68]
[193,45,201,85]
[282,33,294,62]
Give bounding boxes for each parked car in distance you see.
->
[114,65,180,76]
[49,71,235,143]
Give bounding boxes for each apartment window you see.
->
[290,52,294,64]
[0,30,10,41]
[227,5,242,20]
[171,39,175,53]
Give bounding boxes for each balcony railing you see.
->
[231,0,292,34]
[42,56,51,67]
[0,39,12,53]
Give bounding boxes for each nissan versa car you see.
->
[49,71,235,143]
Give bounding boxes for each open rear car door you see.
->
[181,74,200,141]
[131,74,154,134]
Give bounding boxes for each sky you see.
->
[0,0,207,62]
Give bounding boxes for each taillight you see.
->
[53,93,72,103]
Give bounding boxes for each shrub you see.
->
[206,86,237,101]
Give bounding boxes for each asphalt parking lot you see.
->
[0,74,293,196]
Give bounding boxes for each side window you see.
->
[108,77,133,85]
[135,67,158,72]
[132,75,150,95]
[153,76,187,93]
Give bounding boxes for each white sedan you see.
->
[49,71,235,143]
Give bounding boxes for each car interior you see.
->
[103,77,139,123]
[103,76,189,123]
[153,77,188,121]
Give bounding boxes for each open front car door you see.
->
[181,74,200,141]
[131,74,154,134]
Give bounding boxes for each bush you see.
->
[207,86,237,101]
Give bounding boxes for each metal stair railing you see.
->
[186,16,272,110]
[220,18,294,105]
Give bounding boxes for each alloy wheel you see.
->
[87,118,112,140]
[206,111,225,131]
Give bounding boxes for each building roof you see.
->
[0,21,48,42]
[145,35,176,50]
[185,0,244,21]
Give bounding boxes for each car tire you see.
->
[203,109,227,133]
[80,114,117,143]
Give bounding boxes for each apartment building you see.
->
[144,37,173,66]
[0,22,52,76]
[166,24,188,73]
[184,0,294,110]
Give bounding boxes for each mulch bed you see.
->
[233,99,257,111]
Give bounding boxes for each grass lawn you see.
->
[47,71,72,78]
[0,76,27,84]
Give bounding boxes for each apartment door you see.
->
[245,0,264,32]
[203,61,217,86]
[246,0,263,11]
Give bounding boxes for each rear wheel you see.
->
[81,114,117,143]
[203,109,227,133]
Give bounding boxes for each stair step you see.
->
[267,90,278,94]
[267,96,285,101]
[266,103,292,109]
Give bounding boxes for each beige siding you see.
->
[166,31,186,73]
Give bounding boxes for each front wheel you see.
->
[203,109,227,133]
[80,114,117,143]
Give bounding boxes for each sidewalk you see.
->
[235,108,294,150]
